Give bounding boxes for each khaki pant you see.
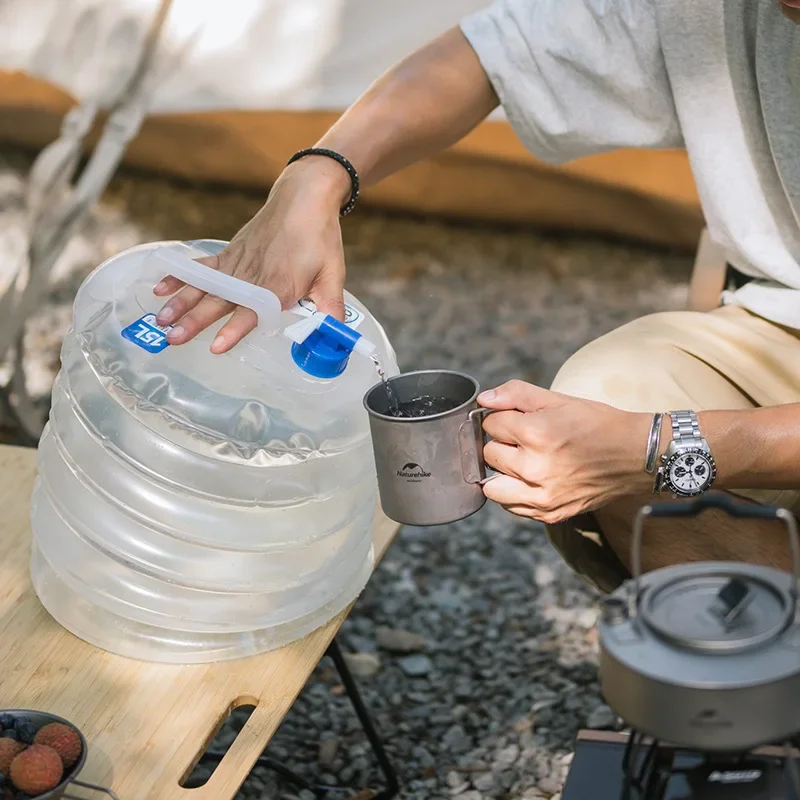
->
[545,305,800,594]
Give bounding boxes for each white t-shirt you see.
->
[461,0,800,328]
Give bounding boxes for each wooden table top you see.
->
[0,444,400,799]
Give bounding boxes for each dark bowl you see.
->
[0,710,87,799]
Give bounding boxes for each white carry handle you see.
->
[150,245,283,334]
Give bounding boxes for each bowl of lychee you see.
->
[0,710,85,799]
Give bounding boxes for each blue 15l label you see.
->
[121,314,173,353]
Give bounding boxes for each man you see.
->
[152,0,800,593]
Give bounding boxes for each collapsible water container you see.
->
[30,239,398,663]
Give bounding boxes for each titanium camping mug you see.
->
[363,370,495,526]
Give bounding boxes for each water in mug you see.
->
[388,395,460,418]
[370,356,460,418]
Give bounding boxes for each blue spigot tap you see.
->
[284,313,376,378]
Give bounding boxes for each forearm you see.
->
[289,27,499,203]
[700,405,800,490]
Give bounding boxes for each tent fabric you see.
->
[0,0,495,112]
[0,0,702,249]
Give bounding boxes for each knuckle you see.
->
[199,253,222,272]
[219,246,245,271]
[175,312,200,333]
[228,308,258,331]
[173,285,204,309]
[517,456,537,483]
[536,489,556,513]
[206,293,230,308]
[520,424,540,449]
[537,454,556,476]
[241,259,262,283]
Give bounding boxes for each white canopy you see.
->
[0,0,702,250]
[0,0,494,112]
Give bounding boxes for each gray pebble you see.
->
[447,770,466,788]
[586,704,617,730]
[495,744,520,768]
[318,738,339,769]
[376,625,427,653]
[442,724,472,754]
[343,652,381,678]
[412,745,436,769]
[537,777,563,795]
[399,654,434,677]
[474,772,500,792]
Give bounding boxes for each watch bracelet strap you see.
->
[670,409,703,445]
[653,409,705,494]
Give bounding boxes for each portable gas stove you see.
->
[563,730,800,799]
[563,493,800,800]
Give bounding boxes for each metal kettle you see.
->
[597,493,800,753]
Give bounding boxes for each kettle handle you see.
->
[627,492,800,619]
[147,245,283,335]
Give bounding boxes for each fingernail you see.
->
[157,306,175,323]
[211,334,225,352]
[478,390,496,402]
[166,325,184,341]
[154,280,168,294]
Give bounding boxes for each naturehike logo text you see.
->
[689,709,732,729]
[397,462,431,479]
[708,769,762,784]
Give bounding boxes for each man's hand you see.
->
[479,380,653,523]
[151,26,498,355]
[154,158,350,354]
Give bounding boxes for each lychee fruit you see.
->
[9,745,63,795]
[0,739,25,776]
[33,723,82,769]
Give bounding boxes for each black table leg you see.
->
[193,634,400,798]
[326,638,400,800]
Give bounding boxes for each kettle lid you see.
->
[640,567,793,652]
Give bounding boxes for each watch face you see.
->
[667,448,716,496]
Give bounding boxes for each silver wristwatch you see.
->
[654,410,717,497]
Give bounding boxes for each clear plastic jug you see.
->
[29,239,399,663]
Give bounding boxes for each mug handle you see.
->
[459,407,500,485]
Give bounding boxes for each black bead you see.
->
[287,148,360,217]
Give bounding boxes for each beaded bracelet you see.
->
[286,148,360,217]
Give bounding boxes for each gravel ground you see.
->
[0,146,693,799]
